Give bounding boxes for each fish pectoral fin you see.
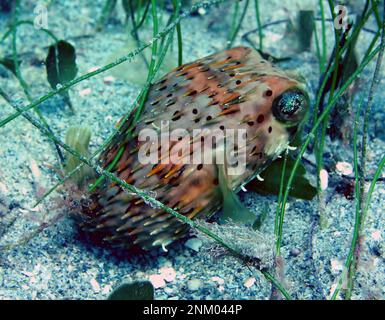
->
[216,164,255,225]
[221,190,256,225]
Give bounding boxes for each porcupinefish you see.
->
[76,46,309,250]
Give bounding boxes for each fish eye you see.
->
[272,88,309,126]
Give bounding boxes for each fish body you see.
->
[78,47,309,250]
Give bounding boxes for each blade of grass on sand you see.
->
[227,0,249,49]
[10,0,64,163]
[254,0,263,50]
[345,2,385,299]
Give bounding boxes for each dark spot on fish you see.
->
[208,92,218,98]
[236,80,242,85]
[194,118,200,123]
[165,98,177,107]
[219,125,225,130]
[191,177,202,187]
[151,100,160,106]
[206,115,212,121]
[229,73,235,77]
[187,90,197,96]
[257,114,265,123]
[172,111,181,121]
[192,108,198,114]
[265,89,273,97]
[268,126,272,133]
[167,93,173,97]
[247,121,254,126]
[197,164,203,170]
[159,85,167,91]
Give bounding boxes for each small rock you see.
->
[0,181,8,193]
[185,238,203,252]
[330,259,344,273]
[336,162,353,175]
[328,283,338,299]
[290,248,301,257]
[198,7,206,15]
[30,160,41,179]
[149,274,166,289]
[187,279,202,291]
[319,169,328,191]
[79,88,92,97]
[244,277,256,288]
[102,285,111,294]
[159,267,176,282]
[103,76,115,84]
[178,274,187,280]
[371,230,381,241]
[87,66,100,73]
[211,276,224,285]
[90,278,100,293]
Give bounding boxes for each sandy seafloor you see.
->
[0,0,384,300]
